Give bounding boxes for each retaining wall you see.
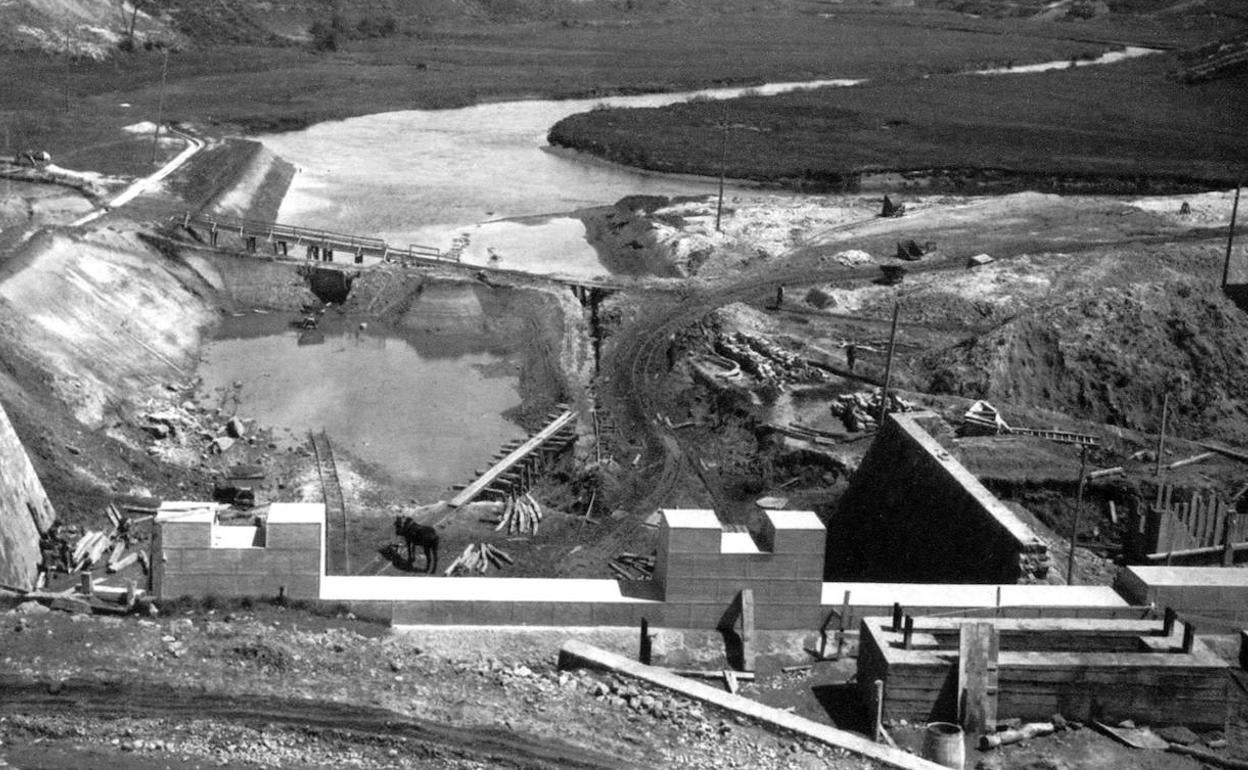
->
[827,412,1050,584]
[0,401,55,590]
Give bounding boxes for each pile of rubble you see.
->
[829,389,914,432]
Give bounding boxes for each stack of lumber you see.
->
[492,493,543,535]
[609,552,655,580]
[68,504,148,575]
[443,542,513,576]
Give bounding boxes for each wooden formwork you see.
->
[858,616,1232,729]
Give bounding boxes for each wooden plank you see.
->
[449,410,576,507]
[739,588,756,672]
[958,622,997,733]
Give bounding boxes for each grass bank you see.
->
[547,54,1248,193]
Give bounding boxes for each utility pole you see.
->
[150,46,169,165]
[1154,392,1170,477]
[1223,182,1241,289]
[62,33,72,114]
[715,111,728,232]
[878,302,900,425]
[1067,445,1088,585]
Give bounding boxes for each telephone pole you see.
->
[150,46,169,165]
[715,113,728,232]
[1223,182,1241,289]
[878,303,901,425]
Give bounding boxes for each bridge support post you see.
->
[210,226,218,247]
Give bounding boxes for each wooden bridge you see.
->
[449,407,578,507]
[176,212,445,265]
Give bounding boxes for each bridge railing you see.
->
[176,212,444,260]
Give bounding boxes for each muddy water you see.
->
[197,313,527,491]
[258,80,858,279]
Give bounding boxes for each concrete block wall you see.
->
[0,401,55,590]
[655,509,826,630]
[153,502,324,600]
[827,412,1050,584]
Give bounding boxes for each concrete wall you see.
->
[1116,565,1248,629]
[827,412,1050,584]
[382,508,828,631]
[152,502,323,600]
[0,401,55,590]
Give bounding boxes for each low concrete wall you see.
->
[827,412,1050,584]
[152,502,323,600]
[0,401,55,590]
[1116,565,1248,629]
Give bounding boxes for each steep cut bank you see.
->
[0,229,215,428]
[920,282,1248,445]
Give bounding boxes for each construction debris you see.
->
[609,552,655,580]
[444,542,513,575]
[980,722,1056,750]
[880,195,906,218]
[830,390,913,432]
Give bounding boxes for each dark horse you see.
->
[394,516,439,574]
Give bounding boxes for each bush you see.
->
[309,20,338,52]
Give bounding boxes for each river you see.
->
[259,47,1159,280]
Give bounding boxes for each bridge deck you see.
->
[449,410,576,507]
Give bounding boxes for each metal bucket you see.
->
[922,722,965,770]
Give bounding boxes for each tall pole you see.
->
[151,47,169,165]
[1067,445,1088,585]
[1154,392,1170,477]
[1223,182,1241,288]
[715,113,727,232]
[878,303,900,425]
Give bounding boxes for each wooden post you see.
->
[1224,182,1241,288]
[877,303,901,425]
[836,589,851,658]
[1162,607,1176,637]
[1155,393,1170,477]
[874,679,885,742]
[958,622,999,733]
[1067,445,1088,585]
[1225,501,1239,567]
[892,602,903,632]
[1183,621,1196,653]
[639,618,652,665]
[79,573,93,597]
[902,615,914,650]
[739,588,756,672]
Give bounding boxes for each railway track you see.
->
[310,430,349,574]
[570,251,1028,572]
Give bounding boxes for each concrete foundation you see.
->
[0,401,55,590]
[858,615,1231,728]
[828,412,1050,584]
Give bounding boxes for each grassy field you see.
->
[548,53,1248,192]
[0,1,1212,178]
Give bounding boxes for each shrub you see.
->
[309,20,339,52]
